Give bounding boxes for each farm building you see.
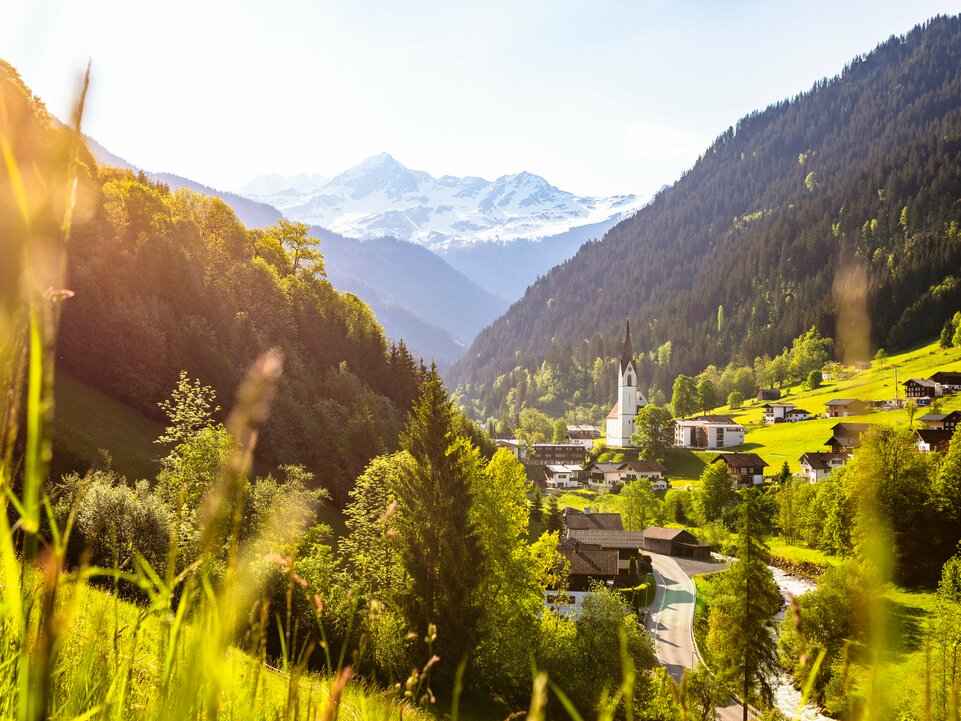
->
[641,527,712,560]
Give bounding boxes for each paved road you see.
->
[647,553,750,721]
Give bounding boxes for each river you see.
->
[769,565,833,721]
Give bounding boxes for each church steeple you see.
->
[620,319,633,373]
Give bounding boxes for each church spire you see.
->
[620,319,633,372]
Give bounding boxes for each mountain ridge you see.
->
[239,152,645,251]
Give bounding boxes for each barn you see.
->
[642,527,712,560]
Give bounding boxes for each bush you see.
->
[727,391,743,409]
[74,477,172,573]
[805,369,823,389]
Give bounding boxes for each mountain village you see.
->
[489,321,961,597]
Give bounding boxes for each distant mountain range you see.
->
[87,143,645,368]
[83,139,510,367]
[239,153,645,251]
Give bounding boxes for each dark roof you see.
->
[930,371,961,383]
[590,462,627,474]
[699,415,737,424]
[712,452,767,468]
[825,398,862,406]
[800,452,847,470]
[565,512,624,531]
[559,545,619,577]
[531,443,584,452]
[918,413,948,422]
[904,378,939,387]
[566,529,647,549]
[643,526,696,542]
[830,422,871,433]
[916,429,954,450]
[621,319,633,372]
[624,459,667,474]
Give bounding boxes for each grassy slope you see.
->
[52,372,348,536]
[53,371,165,482]
[47,580,426,721]
[718,340,961,474]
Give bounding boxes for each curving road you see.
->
[646,553,748,721]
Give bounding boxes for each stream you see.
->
[768,565,833,721]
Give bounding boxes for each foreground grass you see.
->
[9,577,427,721]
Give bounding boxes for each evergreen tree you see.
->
[707,490,781,719]
[940,318,955,348]
[530,484,544,524]
[545,495,563,533]
[775,461,792,484]
[392,365,483,682]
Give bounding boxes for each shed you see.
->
[642,527,712,560]
[756,389,781,401]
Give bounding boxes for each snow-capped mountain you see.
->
[238,153,645,249]
[240,172,330,199]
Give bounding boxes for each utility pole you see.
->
[894,365,900,404]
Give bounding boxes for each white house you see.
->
[605,321,648,448]
[798,452,847,482]
[544,464,583,489]
[566,424,600,450]
[495,438,526,460]
[674,416,745,449]
[763,402,812,424]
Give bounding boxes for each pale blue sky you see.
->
[5,1,960,197]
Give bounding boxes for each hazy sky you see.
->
[6,1,960,197]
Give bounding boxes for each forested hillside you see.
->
[452,15,961,421]
[0,60,423,502]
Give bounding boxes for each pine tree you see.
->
[940,318,955,348]
[707,489,782,719]
[392,365,483,682]
[545,495,563,533]
[530,484,543,524]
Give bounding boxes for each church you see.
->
[605,321,648,447]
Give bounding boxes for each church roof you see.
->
[607,401,619,419]
[621,319,633,372]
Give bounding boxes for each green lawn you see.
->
[664,449,712,486]
[711,340,961,473]
[767,537,839,569]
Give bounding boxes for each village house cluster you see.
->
[497,322,961,492]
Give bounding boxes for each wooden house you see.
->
[825,422,870,454]
[916,429,954,453]
[712,453,767,486]
[642,527,712,560]
[929,371,961,392]
[824,399,867,417]
[903,379,943,399]
[799,452,847,482]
